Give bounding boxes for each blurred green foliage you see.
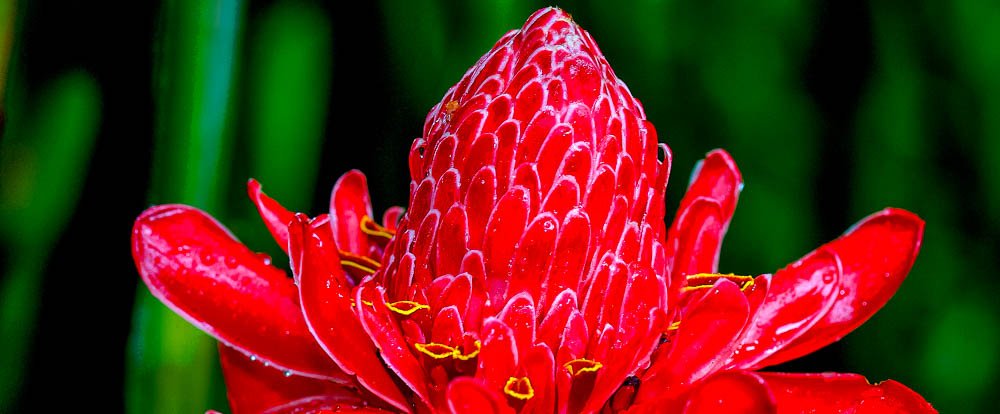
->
[1,0,997,413]
[128,0,245,411]
[0,69,101,410]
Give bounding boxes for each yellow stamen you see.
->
[360,215,395,240]
[340,260,379,275]
[453,340,482,361]
[349,300,374,308]
[682,273,755,292]
[385,300,430,316]
[667,321,682,331]
[504,376,535,401]
[564,358,603,376]
[414,343,457,359]
[338,249,382,275]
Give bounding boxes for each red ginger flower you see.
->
[132,7,936,414]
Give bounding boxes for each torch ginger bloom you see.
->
[132,7,935,414]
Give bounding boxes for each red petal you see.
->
[261,396,395,414]
[247,179,295,253]
[329,170,375,256]
[755,208,924,368]
[665,149,742,285]
[483,186,531,309]
[537,289,579,351]
[294,216,409,411]
[217,344,359,414]
[681,371,776,414]
[476,318,519,392]
[498,293,537,362]
[759,372,936,413]
[639,279,749,403]
[446,377,515,414]
[725,250,841,370]
[507,213,559,301]
[132,205,341,380]
[354,285,431,407]
[584,266,666,413]
[521,344,556,414]
[539,210,591,311]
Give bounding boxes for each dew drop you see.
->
[200,252,217,265]
[283,370,292,378]
[822,273,834,284]
[542,220,555,232]
[225,256,239,268]
[249,355,257,362]
[255,252,272,266]
[839,288,849,297]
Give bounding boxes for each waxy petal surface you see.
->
[218,344,358,414]
[759,372,936,413]
[132,205,341,380]
[330,170,376,256]
[666,149,742,284]
[294,216,410,412]
[248,179,295,253]
[754,208,924,368]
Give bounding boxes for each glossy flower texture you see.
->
[132,7,936,414]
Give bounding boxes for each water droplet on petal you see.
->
[542,220,555,232]
[225,256,239,268]
[200,252,217,265]
[283,370,292,378]
[249,355,257,362]
[822,273,834,284]
[255,252,272,266]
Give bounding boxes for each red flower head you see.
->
[132,7,936,414]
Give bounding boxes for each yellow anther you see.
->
[683,273,755,292]
[414,343,458,359]
[338,249,382,275]
[668,321,682,331]
[350,300,374,308]
[385,300,430,316]
[360,215,395,240]
[340,260,379,274]
[564,358,603,376]
[453,340,482,361]
[413,340,482,361]
[504,376,535,401]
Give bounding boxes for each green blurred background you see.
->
[1,0,997,412]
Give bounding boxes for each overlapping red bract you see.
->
[132,7,935,414]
